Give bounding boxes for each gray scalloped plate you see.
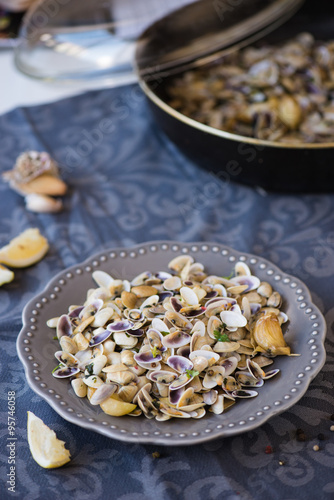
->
[17,241,326,446]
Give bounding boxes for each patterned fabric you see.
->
[0,85,333,500]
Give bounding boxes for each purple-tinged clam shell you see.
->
[203,389,218,405]
[147,370,178,385]
[182,306,206,318]
[231,389,258,398]
[52,366,80,378]
[167,355,193,373]
[205,291,218,299]
[89,329,111,347]
[68,306,84,318]
[54,351,78,367]
[169,387,184,405]
[205,297,237,307]
[235,371,264,387]
[127,309,144,322]
[170,297,182,313]
[107,320,134,332]
[220,356,239,376]
[134,351,162,368]
[247,359,265,379]
[158,291,173,303]
[90,383,118,405]
[229,276,260,293]
[183,280,193,286]
[262,368,280,380]
[169,372,193,391]
[250,303,261,315]
[79,299,103,318]
[155,271,172,281]
[126,328,145,337]
[162,331,191,349]
[176,346,191,358]
[56,314,72,338]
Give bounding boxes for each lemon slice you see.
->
[0,228,49,268]
[100,394,137,416]
[0,264,14,286]
[27,412,71,469]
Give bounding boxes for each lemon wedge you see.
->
[0,228,49,268]
[27,412,71,469]
[0,264,14,286]
[100,394,137,416]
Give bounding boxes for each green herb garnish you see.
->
[160,331,170,336]
[53,336,58,341]
[186,369,200,378]
[222,271,234,280]
[151,346,159,358]
[85,362,94,376]
[52,363,61,374]
[213,330,230,342]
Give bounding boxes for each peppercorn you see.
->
[313,445,320,452]
[330,414,334,421]
[317,433,325,441]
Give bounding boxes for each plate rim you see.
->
[17,240,327,446]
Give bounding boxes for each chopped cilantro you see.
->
[213,329,230,342]
[160,331,170,336]
[186,369,200,379]
[53,336,58,341]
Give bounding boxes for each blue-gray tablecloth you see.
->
[0,84,333,500]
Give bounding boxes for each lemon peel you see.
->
[27,412,71,469]
[0,228,49,268]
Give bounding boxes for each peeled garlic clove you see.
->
[25,193,63,213]
[252,313,290,356]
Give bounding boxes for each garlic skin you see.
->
[252,312,290,356]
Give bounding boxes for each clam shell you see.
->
[71,378,87,398]
[180,286,199,305]
[231,389,258,398]
[169,372,193,391]
[162,330,191,349]
[83,375,104,388]
[235,262,251,276]
[121,291,137,309]
[163,276,182,290]
[90,383,117,405]
[107,320,134,332]
[91,308,114,328]
[92,270,114,289]
[167,355,193,373]
[203,366,225,389]
[54,351,78,367]
[132,285,158,297]
[52,366,80,378]
[89,329,111,347]
[168,255,194,272]
[59,335,77,354]
[147,370,178,385]
[56,314,72,339]
[220,310,247,328]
